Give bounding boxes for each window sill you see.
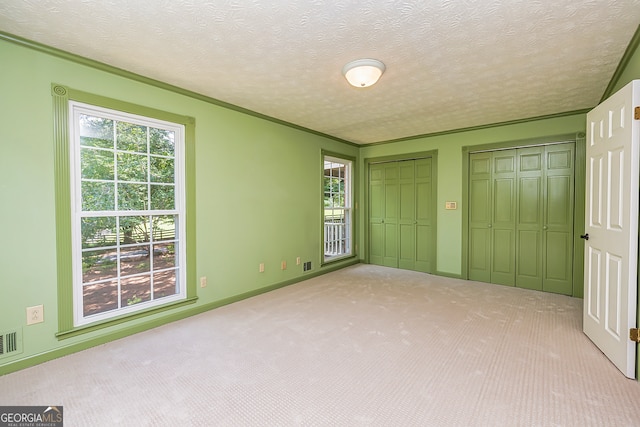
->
[322,254,357,267]
[56,296,198,340]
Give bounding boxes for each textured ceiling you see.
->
[1,1,639,144]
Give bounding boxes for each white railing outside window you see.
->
[324,221,348,257]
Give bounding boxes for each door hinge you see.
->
[631,328,640,343]
[635,106,640,120]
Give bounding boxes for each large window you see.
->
[69,101,187,326]
[323,154,353,262]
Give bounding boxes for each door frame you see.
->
[364,150,438,271]
[461,133,586,297]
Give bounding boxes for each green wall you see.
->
[0,38,358,374]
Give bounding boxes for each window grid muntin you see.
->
[70,101,185,326]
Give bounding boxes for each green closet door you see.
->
[468,153,492,283]
[543,144,574,294]
[368,162,399,268]
[491,150,517,286]
[468,143,575,295]
[369,157,435,273]
[414,158,433,273]
[516,147,544,290]
[382,163,399,267]
[369,163,385,266]
[399,161,416,270]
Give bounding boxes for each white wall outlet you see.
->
[26,305,44,325]
[259,263,265,273]
[200,276,207,288]
[296,257,301,265]
[281,260,287,270]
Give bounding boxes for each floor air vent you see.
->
[0,329,23,358]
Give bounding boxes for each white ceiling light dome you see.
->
[342,59,386,88]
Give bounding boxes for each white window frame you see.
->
[323,155,353,262]
[69,101,187,327]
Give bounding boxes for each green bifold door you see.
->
[468,143,575,295]
[369,158,435,273]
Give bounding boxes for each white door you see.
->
[583,80,640,378]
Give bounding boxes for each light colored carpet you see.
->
[1,264,640,426]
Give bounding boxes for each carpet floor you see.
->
[1,264,640,426]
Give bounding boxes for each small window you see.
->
[323,155,353,262]
[69,101,186,326]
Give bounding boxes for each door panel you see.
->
[545,231,571,281]
[469,153,492,282]
[383,223,398,267]
[584,80,639,378]
[415,158,433,273]
[369,164,385,265]
[544,144,574,294]
[516,147,543,290]
[491,151,516,286]
[369,223,384,264]
[399,223,415,270]
[383,163,398,267]
[399,161,416,270]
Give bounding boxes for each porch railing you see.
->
[324,222,347,256]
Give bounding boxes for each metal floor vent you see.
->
[0,329,23,358]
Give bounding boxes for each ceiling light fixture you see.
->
[342,59,386,88]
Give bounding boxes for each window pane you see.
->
[323,156,352,261]
[118,183,148,210]
[151,185,175,210]
[116,121,147,153]
[82,249,118,283]
[121,275,151,307]
[117,152,148,182]
[81,216,117,249]
[153,243,176,269]
[153,270,177,300]
[120,215,150,244]
[152,215,176,241]
[120,245,151,276]
[83,280,119,316]
[150,156,174,183]
[150,128,175,156]
[71,101,186,327]
[81,148,114,180]
[82,181,115,211]
[80,114,114,149]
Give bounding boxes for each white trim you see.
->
[69,101,187,327]
[323,156,353,262]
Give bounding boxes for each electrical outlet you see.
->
[259,263,265,273]
[296,257,301,265]
[26,305,43,325]
[281,260,287,270]
[200,276,207,288]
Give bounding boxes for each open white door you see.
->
[583,80,640,379]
